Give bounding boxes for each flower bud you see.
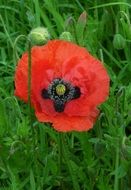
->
[29,27,50,45]
[77,11,87,26]
[59,31,73,42]
[113,33,126,50]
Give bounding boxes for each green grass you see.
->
[0,0,131,189]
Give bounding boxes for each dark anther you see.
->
[72,87,81,99]
[41,89,50,99]
[54,100,65,113]
[41,78,81,112]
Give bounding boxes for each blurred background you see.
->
[0,0,131,190]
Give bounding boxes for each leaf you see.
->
[30,169,36,190]
[0,100,7,136]
[110,165,128,178]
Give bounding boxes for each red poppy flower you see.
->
[14,40,110,132]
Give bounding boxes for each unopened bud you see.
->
[59,31,73,42]
[77,11,87,25]
[113,33,125,50]
[29,27,50,45]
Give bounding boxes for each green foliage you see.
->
[0,0,131,190]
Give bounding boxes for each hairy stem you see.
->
[114,139,119,190]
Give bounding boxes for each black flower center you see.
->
[41,78,81,112]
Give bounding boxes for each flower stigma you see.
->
[56,84,66,96]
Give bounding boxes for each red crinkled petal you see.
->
[14,53,28,102]
[62,56,109,116]
[36,108,99,132]
[15,44,56,107]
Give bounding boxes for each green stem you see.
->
[58,133,64,189]
[58,133,62,176]
[28,40,33,131]
[62,134,80,190]
[28,40,36,167]
[114,139,119,190]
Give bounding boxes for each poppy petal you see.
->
[36,107,99,132]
